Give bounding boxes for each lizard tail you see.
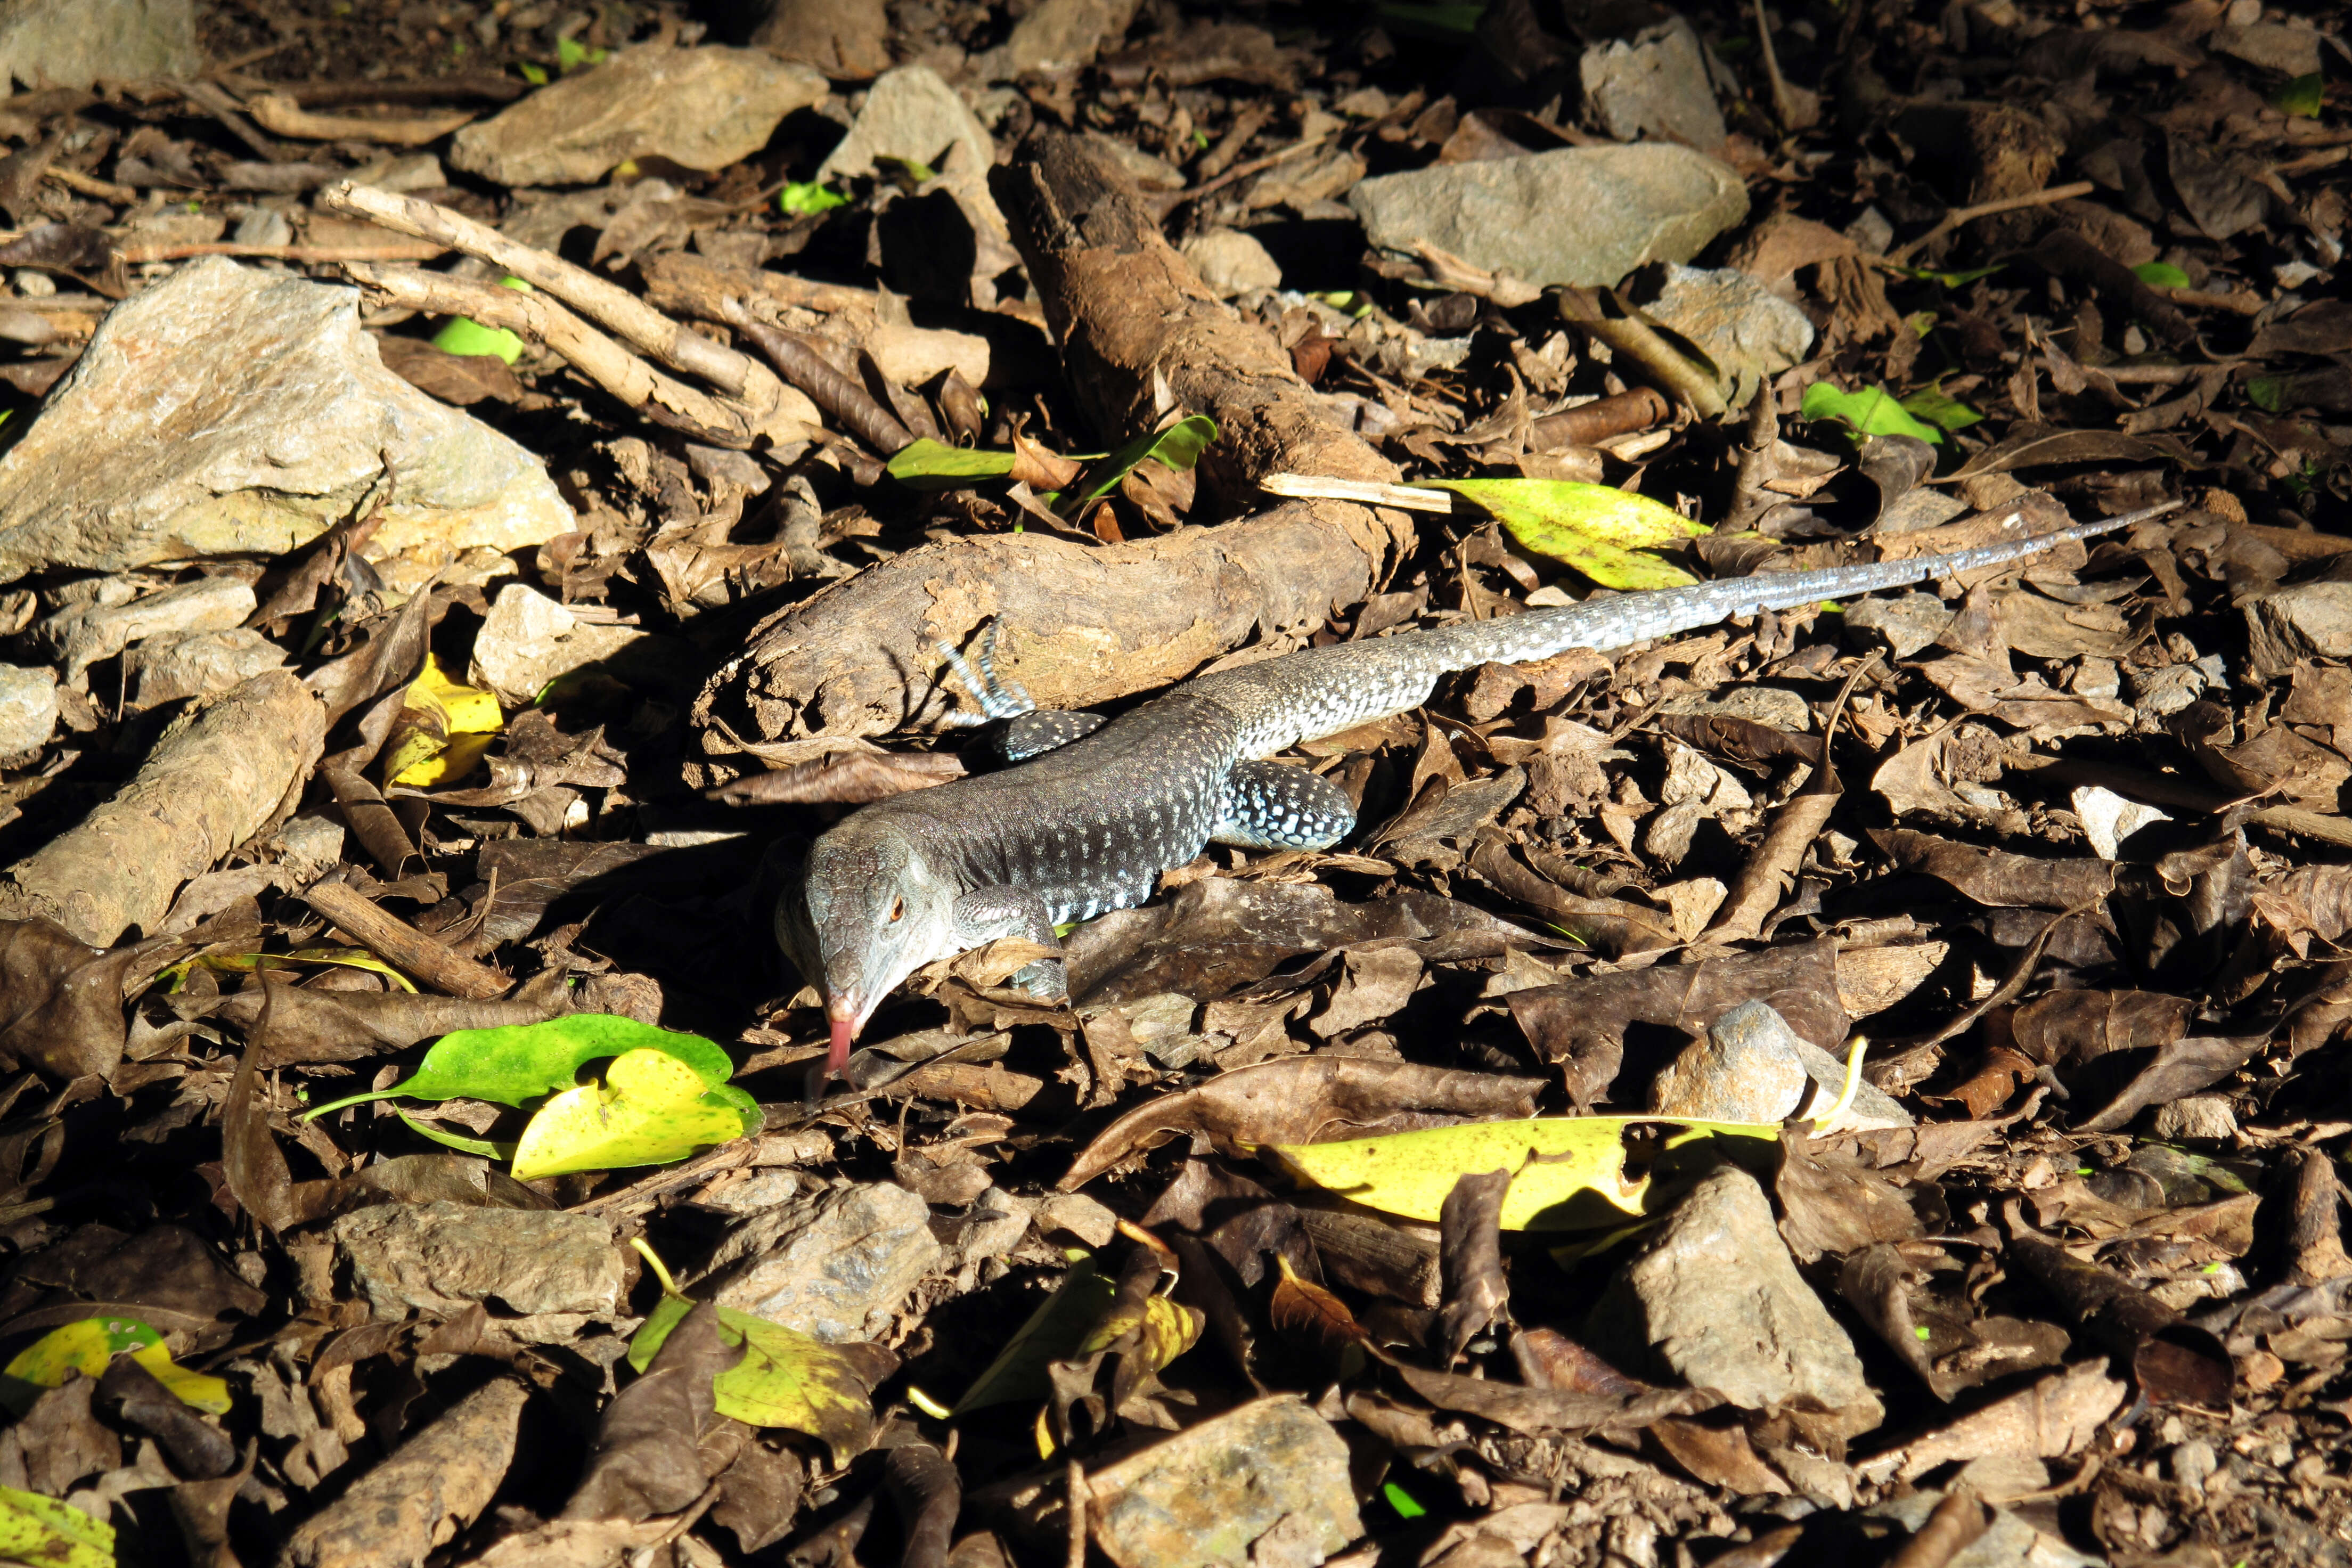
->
[1418,498,2184,670]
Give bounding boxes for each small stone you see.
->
[0,0,200,92]
[332,1203,625,1341]
[1180,228,1283,298]
[2211,22,2322,77]
[1349,143,1748,291]
[698,1169,804,1214]
[2127,662,2206,717]
[2171,1438,2218,1494]
[996,0,1137,77]
[1844,591,1953,659]
[450,46,828,186]
[1579,19,1727,151]
[713,1181,941,1342]
[1086,1395,1362,1568]
[2244,582,2352,677]
[1037,1190,1118,1247]
[0,664,56,755]
[2069,785,2171,860]
[2152,1096,2238,1142]
[1951,1453,2049,1504]
[0,259,571,591]
[1636,264,1811,410]
[1082,130,1185,192]
[816,64,1004,234]
[1598,1165,1884,1443]
[469,583,654,708]
[274,811,345,881]
[121,627,289,709]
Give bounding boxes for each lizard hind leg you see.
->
[1210,760,1357,851]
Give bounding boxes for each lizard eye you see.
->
[887,897,905,922]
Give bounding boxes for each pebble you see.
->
[1348,143,1748,291]
[1085,1395,1361,1568]
[2171,1439,2218,1494]
[469,583,657,708]
[0,664,56,756]
[1651,999,1912,1130]
[1637,264,1812,411]
[1181,229,1284,299]
[714,1180,941,1342]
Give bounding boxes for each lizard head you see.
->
[775,817,958,1079]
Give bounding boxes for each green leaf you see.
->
[886,437,1020,488]
[1800,381,1945,446]
[1262,1114,1784,1231]
[2273,72,2323,119]
[779,181,849,217]
[517,60,548,85]
[556,35,607,71]
[0,1315,231,1417]
[304,1014,736,1120]
[1891,262,2006,288]
[875,153,937,185]
[952,1253,1121,1413]
[1898,383,1983,435]
[509,1048,758,1180]
[0,1486,112,1568]
[1407,478,1705,591]
[431,315,522,364]
[397,1112,514,1161]
[626,1263,881,1465]
[1383,1482,1427,1520]
[1068,413,1220,509]
[2132,261,2193,290]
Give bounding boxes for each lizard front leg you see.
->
[950,884,1069,1001]
[936,621,1108,762]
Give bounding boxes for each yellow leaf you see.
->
[509,1047,757,1180]
[0,1485,112,1568]
[386,652,503,787]
[1,1316,231,1416]
[1410,479,1704,590]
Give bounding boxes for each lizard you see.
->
[777,497,2182,1081]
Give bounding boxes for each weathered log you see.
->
[690,130,1412,780]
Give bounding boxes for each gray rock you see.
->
[1653,999,1912,1130]
[35,576,255,685]
[1844,590,1953,659]
[1086,1394,1362,1568]
[333,1202,625,1342]
[713,1180,941,1342]
[1349,143,1748,290]
[0,259,571,590]
[996,0,1137,77]
[1599,1165,1884,1442]
[0,0,200,93]
[2245,580,2352,677]
[2152,1096,2238,1142]
[470,583,652,707]
[1082,130,1185,192]
[273,810,345,881]
[1180,228,1283,298]
[1579,19,1727,151]
[818,64,1009,248]
[121,627,289,709]
[1640,264,1812,411]
[0,664,55,755]
[2211,22,2323,78]
[450,46,827,186]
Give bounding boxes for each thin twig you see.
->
[118,240,447,264]
[1065,1459,1088,1568]
[248,94,476,148]
[1886,181,2096,265]
[1153,129,1333,216]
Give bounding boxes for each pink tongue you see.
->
[827,1017,855,1077]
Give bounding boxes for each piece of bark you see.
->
[689,130,1414,776]
[278,1377,530,1568]
[301,878,514,1000]
[0,670,322,946]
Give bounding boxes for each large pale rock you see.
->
[0,0,200,94]
[1349,143,1748,290]
[451,46,826,186]
[713,1181,940,1342]
[2245,579,2352,677]
[1597,1165,1883,1443]
[0,259,571,588]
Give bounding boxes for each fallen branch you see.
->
[1886,181,2096,266]
[300,878,512,1000]
[248,94,476,147]
[0,671,324,946]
